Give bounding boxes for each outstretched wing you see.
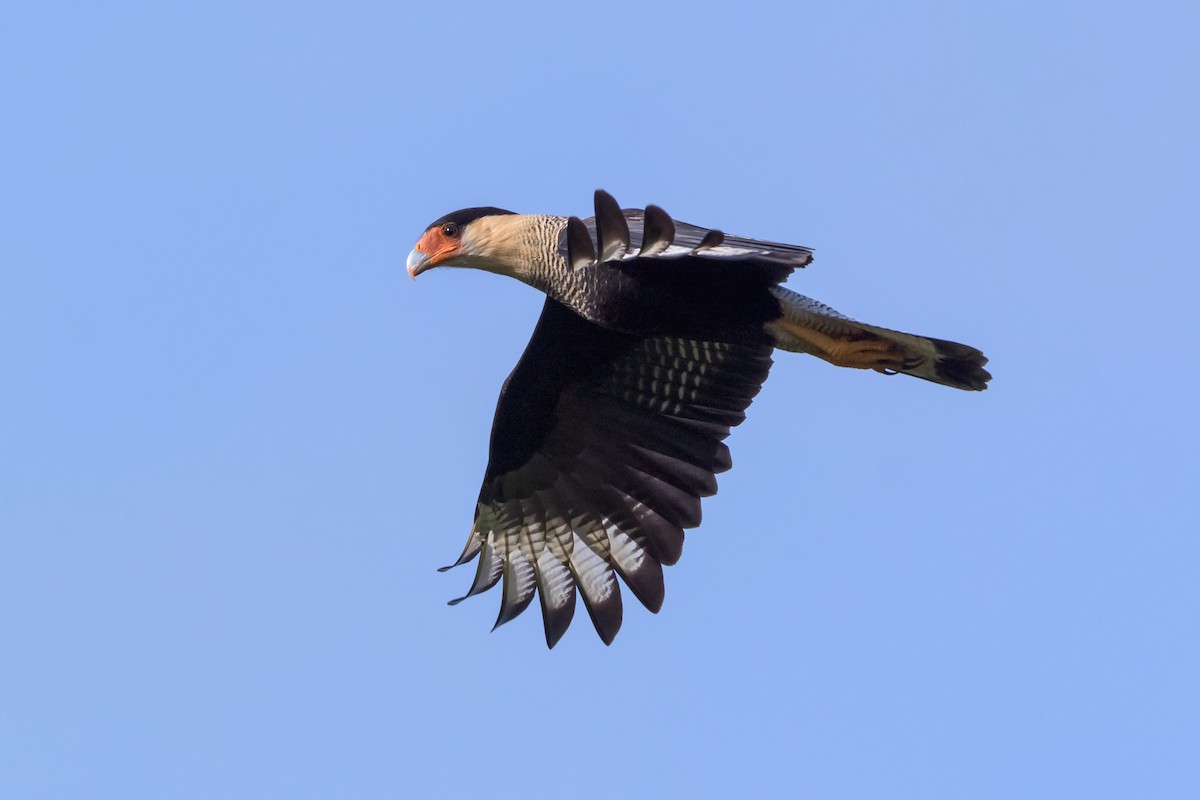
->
[563,189,814,281]
[440,297,774,647]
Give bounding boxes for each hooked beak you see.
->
[406,247,433,280]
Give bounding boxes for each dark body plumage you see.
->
[410,190,990,647]
[555,198,804,341]
[555,255,785,343]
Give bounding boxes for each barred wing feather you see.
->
[441,297,773,647]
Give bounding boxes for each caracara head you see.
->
[406,206,519,279]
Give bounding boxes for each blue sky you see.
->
[2,1,1197,797]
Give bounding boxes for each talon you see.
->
[827,338,907,370]
[765,319,912,373]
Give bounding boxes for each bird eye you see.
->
[442,223,460,238]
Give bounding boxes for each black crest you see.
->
[425,206,516,231]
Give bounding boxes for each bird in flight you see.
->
[407,190,989,647]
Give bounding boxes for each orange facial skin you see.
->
[408,226,462,278]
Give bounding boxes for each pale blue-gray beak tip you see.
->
[406,248,431,279]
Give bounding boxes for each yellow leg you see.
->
[766,319,906,372]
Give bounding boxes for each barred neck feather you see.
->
[458,214,568,290]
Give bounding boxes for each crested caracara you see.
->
[407,190,990,647]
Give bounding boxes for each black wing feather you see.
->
[570,198,813,283]
[594,189,630,261]
[566,216,597,271]
[640,204,676,256]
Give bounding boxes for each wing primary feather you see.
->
[639,204,675,256]
[594,189,630,262]
[492,544,537,630]
[448,530,503,606]
[566,216,596,270]
[531,494,577,647]
[523,493,579,647]
[438,516,483,572]
[607,525,665,613]
[691,228,725,253]
[535,544,576,647]
[567,530,623,645]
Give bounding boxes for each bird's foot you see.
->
[765,318,907,373]
[824,337,906,372]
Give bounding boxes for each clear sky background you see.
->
[2,2,1197,798]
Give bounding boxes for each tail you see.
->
[767,286,991,391]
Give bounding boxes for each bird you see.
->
[407,190,990,648]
